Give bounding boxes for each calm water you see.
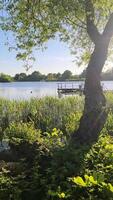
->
[0,81,112,100]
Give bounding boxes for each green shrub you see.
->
[4,122,41,143]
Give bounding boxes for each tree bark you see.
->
[72,1,113,144]
[74,38,109,143]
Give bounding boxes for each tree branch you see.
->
[61,0,86,29]
[74,12,86,27]
[85,0,101,44]
[103,13,113,40]
[64,16,86,30]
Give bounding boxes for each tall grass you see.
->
[0,93,113,139]
[0,96,84,140]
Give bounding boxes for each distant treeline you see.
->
[0,68,113,82]
[0,70,83,82]
[101,68,113,81]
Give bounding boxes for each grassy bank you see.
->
[0,96,84,138]
[0,94,113,199]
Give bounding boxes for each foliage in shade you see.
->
[0,95,112,199]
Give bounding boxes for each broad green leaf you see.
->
[71,176,86,187]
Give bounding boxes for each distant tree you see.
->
[56,73,62,80]
[46,73,55,81]
[41,74,46,80]
[101,68,113,80]
[14,74,19,81]
[0,73,13,82]
[14,73,27,81]
[61,70,72,80]
[79,69,87,79]
[72,74,79,80]
[28,71,43,81]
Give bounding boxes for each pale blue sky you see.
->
[0,30,84,76]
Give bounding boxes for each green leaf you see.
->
[71,176,86,187]
[58,192,66,199]
[84,175,97,185]
[108,183,113,192]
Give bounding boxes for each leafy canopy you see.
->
[2,0,113,64]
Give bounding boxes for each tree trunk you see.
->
[74,38,109,144]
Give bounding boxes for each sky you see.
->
[0,31,84,76]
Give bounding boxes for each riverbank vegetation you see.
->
[1,68,113,82]
[0,70,83,82]
[0,94,113,199]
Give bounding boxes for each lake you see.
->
[0,81,112,100]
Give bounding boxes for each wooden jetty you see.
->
[57,83,84,97]
[57,83,113,98]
